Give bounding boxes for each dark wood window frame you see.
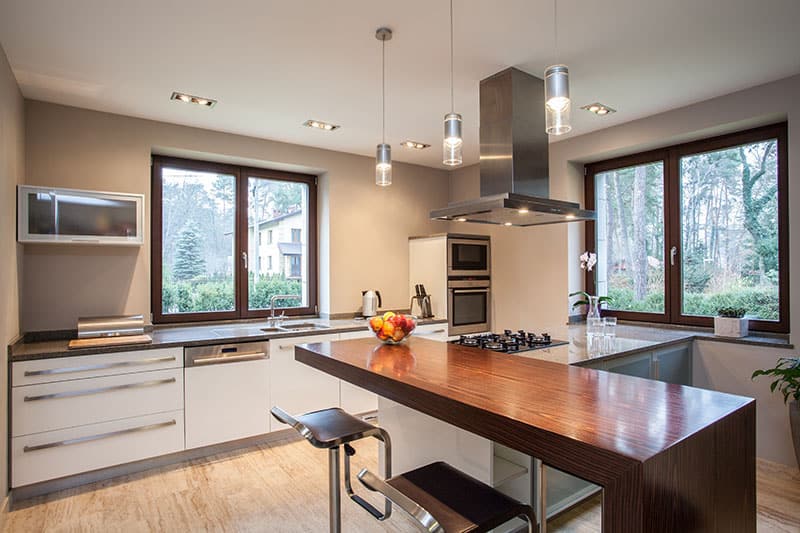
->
[152,155,318,324]
[584,122,789,333]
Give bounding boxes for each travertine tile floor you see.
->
[3,436,799,532]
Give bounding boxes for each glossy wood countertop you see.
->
[296,336,753,465]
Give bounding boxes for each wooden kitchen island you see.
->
[296,337,755,532]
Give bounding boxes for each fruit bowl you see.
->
[368,312,417,344]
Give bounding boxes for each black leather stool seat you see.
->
[364,461,536,533]
[290,407,384,448]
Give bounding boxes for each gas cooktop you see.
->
[449,330,568,353]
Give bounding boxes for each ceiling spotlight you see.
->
[171,91,217,108]
[456,217,467,222]
[303,119,341,131]
[581,102,616,116]
[401,140,431,150]
[518,208,530,214]
[503,222,513,226]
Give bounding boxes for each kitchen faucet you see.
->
[267,294,298,325]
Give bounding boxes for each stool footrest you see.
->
[349,494,386,521]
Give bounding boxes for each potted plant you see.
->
[752,357,800,467]
[714,307,748,337]
[569,291,613,320]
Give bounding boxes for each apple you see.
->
[369,316,384,333]
[381,322,395,337]
[392,328,406,342]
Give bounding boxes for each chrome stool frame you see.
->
[270,406,392,533]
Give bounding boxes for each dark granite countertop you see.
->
[9,317,448,362]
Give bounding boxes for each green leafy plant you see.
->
[752,357,800,404]
[717,306,747,318]
[569,291,613,310]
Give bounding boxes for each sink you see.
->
[277,322,332,332]
[259,327,285,333]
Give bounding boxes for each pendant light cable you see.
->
[382,36,386,143]
[554,0,559,61]
[450,0,454,113]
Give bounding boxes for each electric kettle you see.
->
[362,290,382,317]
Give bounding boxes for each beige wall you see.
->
[0,44,25,497]
[23,101,450,330]
[450,74,800,466]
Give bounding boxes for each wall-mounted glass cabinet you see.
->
[17,186,144,245]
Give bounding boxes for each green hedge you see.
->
[162,274,301,314]
[607,287,779,320]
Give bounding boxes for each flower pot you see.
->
[790,401,800,469]
[714,316,748,337]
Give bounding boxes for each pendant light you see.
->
[443,0,463,166]
[545,0,571,135]
[375,27,393,186]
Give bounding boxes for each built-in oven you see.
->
[448,279,491,335]
[447,236,490,277]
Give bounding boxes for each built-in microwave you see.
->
[447,236,490,277]
[448,279,491,335]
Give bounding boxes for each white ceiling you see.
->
[1,0,799,169]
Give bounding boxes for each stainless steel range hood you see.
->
[430,67,595,227]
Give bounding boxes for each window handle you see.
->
[670,246,678,266]
[242,251,248,270]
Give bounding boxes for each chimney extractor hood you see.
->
[430,68,595,227]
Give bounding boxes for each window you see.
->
[291,228,301,243]
[290,255,301,278]
[585,123,788,333]
[268,255,273,271]
[152,156,317,323]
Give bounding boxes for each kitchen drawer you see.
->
[13,347,183,386]
[12,368,183,437]
[12,410,184,488]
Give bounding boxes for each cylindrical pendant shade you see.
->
[376,143,392,186]
[443,113,463,166]
[544,65,572,135]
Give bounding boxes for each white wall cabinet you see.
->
[269,333,341,431]
[17,185,144,245]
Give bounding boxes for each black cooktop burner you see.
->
[450,330,568,353]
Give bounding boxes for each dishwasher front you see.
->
[184,341,270,449]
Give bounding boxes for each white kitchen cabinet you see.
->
[12,410,184,487]
[269,333,341,431]
[338,330,379,414]
[413,323,449,342]
[12,347,182,386]
[185,357,270,449]
[17,185,144,246]
[12,368,183,437]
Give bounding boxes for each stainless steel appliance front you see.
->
[447,237,491,277]
[448,279,491,335]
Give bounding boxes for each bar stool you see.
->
[270,406,392,533]
[273,405,537,533]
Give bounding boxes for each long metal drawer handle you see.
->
[192,352,268,365]
[23,419,177,453]
[23,377,177,402]
[24,356,177,377]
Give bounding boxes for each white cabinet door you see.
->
[12,410,184,488]
[269,334,341,431]
[12,368,183,437]
[185,358,270,449]
[338,331,378,414]
[414,323,449,342]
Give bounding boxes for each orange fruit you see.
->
[369,316,384,332]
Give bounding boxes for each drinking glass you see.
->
[602,317,617,352]
[587,317,604,354]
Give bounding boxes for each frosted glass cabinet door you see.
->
[18,186,144,245]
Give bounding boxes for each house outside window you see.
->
[291,228,301,243]
[584,123,788,333]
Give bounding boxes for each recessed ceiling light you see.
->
[503,222,513,226]
[171,91,217,108]
[565,214,577,220]
[303,119,340,131]
[518,208,530,214]
[456,217,467,222]
[401,140,431,150]
[581,102,616,115]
